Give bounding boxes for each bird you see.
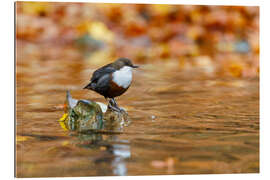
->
[83,58,138,112]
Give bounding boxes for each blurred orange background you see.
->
[16,2,259,78]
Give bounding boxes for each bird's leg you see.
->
[107,98,114,107]
[107,98,121,112]
[112,98,126,113]
[111,98,118,108]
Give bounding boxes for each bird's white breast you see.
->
[112,66,133,88]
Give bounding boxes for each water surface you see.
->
[16,43,259,177]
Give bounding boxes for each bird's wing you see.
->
[95,73,111,95]
[90,64,115,83]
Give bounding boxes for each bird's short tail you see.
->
[83,82,95,90]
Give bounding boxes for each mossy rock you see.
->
[59,91,130,132]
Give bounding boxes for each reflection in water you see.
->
[111,143,130,176]
[75,133,130,176]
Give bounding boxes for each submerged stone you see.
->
[103,108,130,132]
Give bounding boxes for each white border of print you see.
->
[2,0,269,180]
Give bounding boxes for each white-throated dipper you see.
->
[83,58,138,112]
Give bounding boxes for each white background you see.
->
[1,0,269,179]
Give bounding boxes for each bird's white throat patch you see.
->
[112,66,133,88]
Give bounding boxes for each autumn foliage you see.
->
[16,2,259,78]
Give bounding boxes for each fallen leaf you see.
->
[58,113,68,122]
[16,136,28,142]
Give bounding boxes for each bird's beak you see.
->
[132,65,139,68]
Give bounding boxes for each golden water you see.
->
[16,43,259,177]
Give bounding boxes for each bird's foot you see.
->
[108,103,121,112]
[108,99,126,113]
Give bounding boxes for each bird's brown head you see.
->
[113,58,139,69]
